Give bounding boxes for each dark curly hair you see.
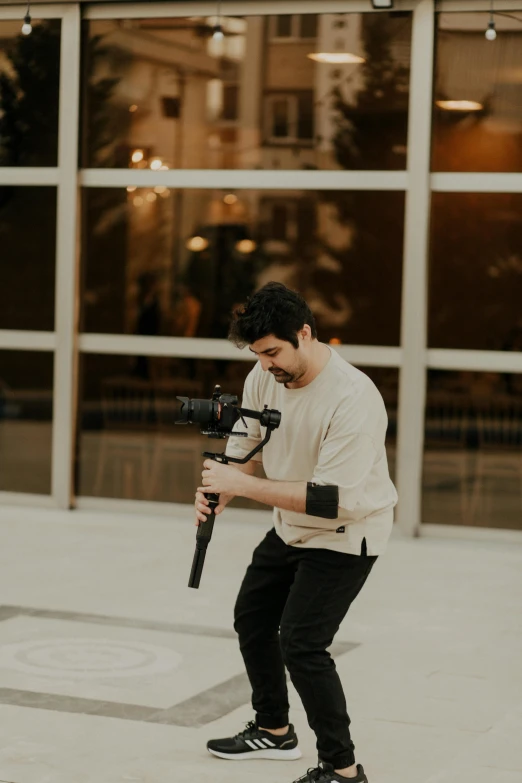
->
[228,282,317,349]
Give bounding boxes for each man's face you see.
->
[249,332,309,384]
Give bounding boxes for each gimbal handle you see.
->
[188,421,278,590]
[188,451,230,589]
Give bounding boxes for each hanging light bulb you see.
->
[212,0,224,41]
[485,1,497,40]
[485,19,497,40]
[21,2,32,35]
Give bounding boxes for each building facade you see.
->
[1,0,522,539]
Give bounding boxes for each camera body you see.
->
[177,386,242,438]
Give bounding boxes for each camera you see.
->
[177,384,281,440]
[177,384,281,590]
[177,386,242,438]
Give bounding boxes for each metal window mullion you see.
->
[432,173,522,193]
[427,349,522,374]
[84,1,417,21]
[51,3,81,509]
[0,168,59,185]
[80,169,408,191]
[0,4,65,20]
[396,0,435,538]
[438,0,522,11]
[78,333,403,366]
[0,331,56,351]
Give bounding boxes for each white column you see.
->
[396,0,435,536]
[51,4,81,508]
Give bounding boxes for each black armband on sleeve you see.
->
[306,482,339,519]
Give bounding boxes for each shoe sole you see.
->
[207,747,302,761]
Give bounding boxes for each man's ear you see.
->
[299,324,312,341]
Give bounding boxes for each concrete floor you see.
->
[0,505,521,783]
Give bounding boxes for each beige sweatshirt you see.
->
[225,347,398,556]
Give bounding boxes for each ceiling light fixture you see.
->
[308,52,365,64]
[486,0,497,40]
[186,236,210,252]
[212,0,224,41]
[308,16,365,65]
[436,100,484,111]
[21,2,32,35]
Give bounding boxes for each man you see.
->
[195,282,397,783]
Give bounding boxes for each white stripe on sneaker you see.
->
[263,738,276,747]
[254,740,266,749]
[245,740,259,750]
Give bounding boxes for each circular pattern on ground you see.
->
[0,637,183,679]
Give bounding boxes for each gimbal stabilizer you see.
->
[176,386,281,589]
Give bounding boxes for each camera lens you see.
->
[190,399,216,424]
[177,397,217,425]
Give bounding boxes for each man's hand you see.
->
[198,459,249,498]
[194,488,233,526]
[194,459,257,526]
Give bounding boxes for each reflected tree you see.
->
[0,21,60,167]
[0,22,61,334]
[310,14,410,345]
[331,14,410,171]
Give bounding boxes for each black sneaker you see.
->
[207,720,302,761]
[293,761,368,782]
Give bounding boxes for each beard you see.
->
[269,365,305,384]
[270,369,293,383]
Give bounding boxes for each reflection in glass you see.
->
[355,365,398,481]
[0,351,53,494]
[77,353,259,505]
[433,13,522,172]
[77,355,397,504]
[429,193,522,350]
[81,188,404,346]
[0,20,61,166]
[81,13,411,171]
[0,187,57,330]
[423,370,522,530]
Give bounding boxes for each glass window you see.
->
[81,13,411,171]
[0,351,53,494]
[423,369,522,530]
[77,355,397,504]
[0,187,57,331]
[0,20,61,167]
[270,15,318,40]
[433,13,522,172]
[77,353,260,506]
[429,193,522,350]
[268,97,292,139]
[265,93,315,143]
[81,188,405,346]
[274,15,293,38]
[300,15,319,40]
[355,365,398,481]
